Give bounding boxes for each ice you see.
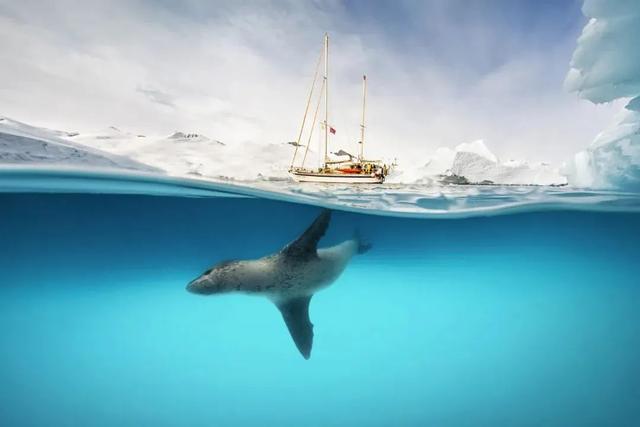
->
[449,142,565,186]
[405,147,457,183]
[392,140,566,186]
[71,129,565,185]
[0,115,79,140]
[0,116,566,186]
[564,0,640,190]
[166,132,225,145]
[564,107,640,190]
[0,115,304,182]
[0,116,159,172]
[70,127,295,181]
[454,140,498,163]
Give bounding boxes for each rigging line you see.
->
[290,41,324,169]
[323,33,329,168]
[301,78,326,169]
[360,74,367,160]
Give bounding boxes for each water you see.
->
[1,169,640,426]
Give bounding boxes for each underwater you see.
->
[1,170,639,426]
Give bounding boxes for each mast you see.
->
[323,33,329,169]
[360,74,367,160]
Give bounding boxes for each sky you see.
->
[0,0,622,166]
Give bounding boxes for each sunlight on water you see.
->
[1,167,639,217]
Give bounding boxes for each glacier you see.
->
[565,0,640,191]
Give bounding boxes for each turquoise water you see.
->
[1,171,639,426]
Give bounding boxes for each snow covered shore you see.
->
[1,116,568,186]
[0,116,159,172]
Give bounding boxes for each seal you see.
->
[186,210,368,359]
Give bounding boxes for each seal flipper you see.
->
[281,210,331,260]
[276,296,314,359]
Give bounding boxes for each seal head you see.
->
[186,260,241,295]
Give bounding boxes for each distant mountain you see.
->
[166,131,225,145]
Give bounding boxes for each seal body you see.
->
[186,211,365,359]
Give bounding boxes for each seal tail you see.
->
[354,229,372,254]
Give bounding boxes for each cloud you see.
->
[0,0,621,166]
[136,86,176,108]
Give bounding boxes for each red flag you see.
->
[330,127,336,134]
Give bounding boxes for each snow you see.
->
[454,140,498,163]
[0,115,79,140]
[564,0,640,190]
[397,147,456,183]
[391,140,566,186]
[2,0,638,190]
[449,142,565,186]
[167,132,225,145]
[69,127,296,181]
[0,116,159,172]
[0,115,306,182]
[0,116,566,186]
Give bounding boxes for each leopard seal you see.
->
[186,210,368,359]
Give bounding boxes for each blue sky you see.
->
[0,0,619,165]
[341,0,583,69]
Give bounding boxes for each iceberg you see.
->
[565,0,640,190]
[449,141,566,186]
[454,140,498,163]
[395,140,566,186]
[563,107,640,190]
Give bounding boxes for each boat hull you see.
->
[289,171,384,184]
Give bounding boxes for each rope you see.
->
[301,78,325,169]
[290,42,324,170]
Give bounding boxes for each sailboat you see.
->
[289,34,390,184]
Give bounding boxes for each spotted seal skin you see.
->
[186,210,368,359]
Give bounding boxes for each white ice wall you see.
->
[565,0,640,190]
